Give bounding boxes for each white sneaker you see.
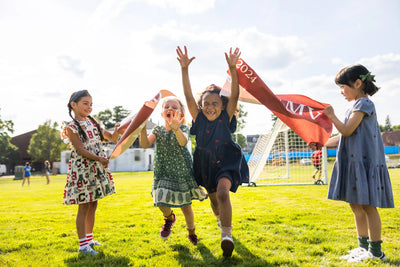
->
[347,250,387,263]
[78,245,98,255]
[89,240,102,247]
[372,252,387,262]
[340,247,367,260]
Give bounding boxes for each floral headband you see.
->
[359,72,376,82]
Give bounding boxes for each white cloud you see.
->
[1,0,400,138]
[143,0,215,14]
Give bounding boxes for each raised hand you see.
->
[167,110,185,131]
[225,47,241,68]
[323,105,335,119]
[176,46,195,68]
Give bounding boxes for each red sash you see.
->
[223,59,332,149]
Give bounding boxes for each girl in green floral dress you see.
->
[140,96,207,245]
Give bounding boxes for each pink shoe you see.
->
[188,234,198,245]
[160,212,176,239]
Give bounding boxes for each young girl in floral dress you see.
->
[140,96,207,245]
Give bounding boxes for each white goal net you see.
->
[247,119,328,186]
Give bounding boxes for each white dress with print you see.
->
[62,119,115,205]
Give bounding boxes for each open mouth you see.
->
[166,113,172,118]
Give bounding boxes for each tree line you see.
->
[0,105,249,174]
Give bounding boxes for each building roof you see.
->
[381,131,400,146]
[10,130,37,162]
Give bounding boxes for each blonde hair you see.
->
[162,96,186,124]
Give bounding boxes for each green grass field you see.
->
[0,168,399,266]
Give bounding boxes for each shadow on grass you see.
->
[171,237,278,266]
[64,251,131,267]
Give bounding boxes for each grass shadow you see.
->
[170,238,275,267]
[64,251,131,267]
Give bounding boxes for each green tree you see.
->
[94,106,131,129]
[113,106,131,124]
[28,120,68,163]
[384,115,392,132]
[392,125,400,131]
[96,109,113,129]
[0,109,20,172]
[232,104,248,148]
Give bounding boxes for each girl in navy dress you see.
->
[177,46,249,257]
[323,65,394,263]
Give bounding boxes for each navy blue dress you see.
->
[190,110,249,193]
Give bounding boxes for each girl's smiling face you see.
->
[72,96,92,120]
[201,92,224,121]
[162,99,182,121]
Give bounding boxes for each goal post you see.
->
[246,119,328,186]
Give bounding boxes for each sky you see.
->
[1,0,399,138]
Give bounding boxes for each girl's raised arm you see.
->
[324,105,365,137]
[103,123,121,142]
[177,46,199,121]
[140,125,156,149]
[225,47,241,120]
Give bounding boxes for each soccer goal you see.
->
[246,119,328,186]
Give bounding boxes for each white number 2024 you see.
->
[236,59,257,83]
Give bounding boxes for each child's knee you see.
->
[216,189,230,203]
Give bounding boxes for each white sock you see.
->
[79,237,88,248]
[86,233,93,244]
[221,226,232,238]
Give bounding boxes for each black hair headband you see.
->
[69,90,89,103]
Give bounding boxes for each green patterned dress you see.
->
[151,125,207,207]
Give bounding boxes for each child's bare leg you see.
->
[86,201,98,235]
[76,203,90,239]
[181,205,195,232]
[362,205,381,241]
[350,203,369,237]
[217,178,232,235]
[217,177,234,257]
[158,206,173,217]
[208,193,220,218]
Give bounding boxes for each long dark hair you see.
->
[335,64,379,96]
[67,90,104,141]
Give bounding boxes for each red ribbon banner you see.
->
[109,89,175,159]
[223,59,332,149]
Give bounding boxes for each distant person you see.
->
[62,90,121,255]
[311,149,322,182]
[44,160,50,184]
[177,46,249,257]
[140,96,207,245]
[323,64,394,263]
[21,162,31,186]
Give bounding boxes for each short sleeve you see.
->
[353,98,374,117]
[152,125,161,138]
[190,112,202,135]
[60,121,78,144]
